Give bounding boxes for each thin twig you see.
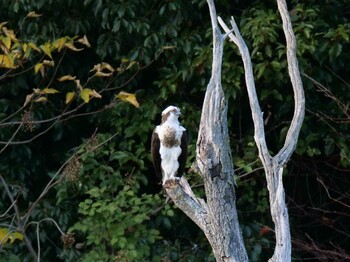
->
[0,122,23,153]
[0,174,38,260]
[26,217,65,235]
[317,177,350,209]
[23,131,118,225]
[36,222,40,262]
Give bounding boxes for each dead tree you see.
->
[165,0,305,261]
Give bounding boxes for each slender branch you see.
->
[218,16,272,167]
[23,131,118,225]
[237,166,265,180]
[47,49,67,89]
[0,108,65,147]
[275,0,305,165]
[317,177,350,209]
[0,105,26,125]
[24,217,68,262]
[0,122,23,154]
[26,218,65,236]
[207,0,219,30]
[0,99,99,129]
[0,174,38,260]
[0,199,17,219]
[36,222,41,262]
[303,73,349,119]
[103,54,158,92]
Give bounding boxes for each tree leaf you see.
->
[65,92,75,104]
[79,88,101,103]
[100,62,114,72]
[77,35,91,47]
[23,93,34,107]
[42,88,59,94]
[22,43,32,58]
[26,11,42,18]
[53,37,68,51]
[90,62,115,77]
[95,71,113,77]
[42,60,54,67]
[126,61,137,70]
[65,43,83,52]
[2,28,17,42]
[33,88,41,94]
[9,232,23,244]
[89,89,102,99]
[80,88,91,103]
[58,75,76,81]
[116,91,139,108]
[0,228,10,244]
[0,228,23,245]
[2,35,12,50]
[0,54,16,69]
[75,79,83,90]
[28,42,41,52]
[40,43,52,58]
[34,63,43,74]
[0,22,8,31]
[35,97,48,103]
[162,45,177,50]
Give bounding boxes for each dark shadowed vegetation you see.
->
[0,0,349,261]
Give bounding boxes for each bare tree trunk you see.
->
[218,0,305,261]
[165,0,248,261]
[166,0,304,261]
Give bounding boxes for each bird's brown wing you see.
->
[151,129,162,179]
[177,130,188,177]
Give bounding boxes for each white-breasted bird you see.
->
[151,106,187,185]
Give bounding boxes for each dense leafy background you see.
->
[1,0,349,261]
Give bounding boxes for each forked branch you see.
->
[218,0,305,261]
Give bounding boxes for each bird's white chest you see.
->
[156,124,183,147]
[155,122,185,178]
[159,146,182,176]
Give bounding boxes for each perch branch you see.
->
[164,178,208,231]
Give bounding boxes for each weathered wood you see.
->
[165,0,248,261]
[164,0,304,261]
[218,0,305,261]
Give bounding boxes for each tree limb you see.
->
[275,0,305,166]
[164,178,208,232]
[218,0,305,261]
[0,174,38,260]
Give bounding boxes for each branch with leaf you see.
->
[0,16,144,150]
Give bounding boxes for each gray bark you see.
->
[165,0,248,261]
[218,0,305,261]
[165,0,304,261]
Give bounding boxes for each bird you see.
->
[151,106,188,186]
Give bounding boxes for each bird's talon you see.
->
[163,178,178,188]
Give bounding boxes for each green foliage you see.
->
[241,223,271,262]
[54,129,164,260]
[1,0,350,261]
[70,186,161,261]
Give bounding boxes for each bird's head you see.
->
[161,106,181,123]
